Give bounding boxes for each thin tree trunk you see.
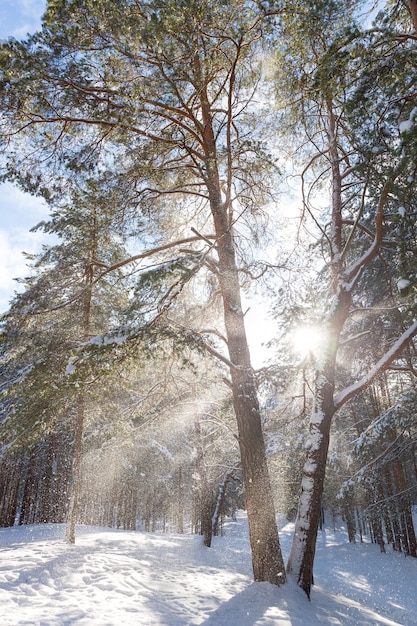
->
[211,463,240,537]
[344,507,356,543]
[373,517,386,553]
[0,455,23,527]
[177,462,184,534]
[65,395,85,543]
[403,507,417,557]
[392,457,417,557]
[194,419,213,547]
[19,453,37,525]
[65,218,97,542]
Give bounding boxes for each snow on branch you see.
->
[334,320,417,409]
[95,234,217,281]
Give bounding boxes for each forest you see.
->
[0,0,416,603]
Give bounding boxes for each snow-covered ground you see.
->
[0,512,415,625]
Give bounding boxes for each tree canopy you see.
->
[0,0,416,600]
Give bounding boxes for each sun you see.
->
[291,325,322,358]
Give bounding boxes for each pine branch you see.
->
[334,320,417,409]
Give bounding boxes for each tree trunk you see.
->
[286,264,354,596]
[19,453,37,525]
[211,463,240,537]
[65,395,85,543]
[391,458,417,557]
[344,507,356,543]
[198,77,286,583]
[409,0,417,31]
[403,507,417,557]
[65,237,95,542]
[286,375,335,597]
[0,455,23,527]
[214,224,286,584]
[177,462,184,534]
[284,85,407,595]
[194,418,213,547]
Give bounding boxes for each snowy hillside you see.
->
[0,512,416,625]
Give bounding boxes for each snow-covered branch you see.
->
[339,330,371,347]
[96,234,217,280]
[334,320,417,409]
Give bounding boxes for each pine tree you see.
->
[0,0,286,582]
[0,177,133,538]
[274,0,417,596]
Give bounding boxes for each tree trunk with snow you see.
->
[284,75,417,594]
[287,311,417,596]
[286,284,350,596]
[286,380,335,596]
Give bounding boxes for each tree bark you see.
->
[177,462,184,534]
[216,226,285,584]
[65,219,97,543]
[194,418,213,547]
[391,456,417,557]
[408,0,417,31]
[197,63,286,583]
[0,455,23,527]
[211,463,240,537]
[286,371,335,597]
[65,395,85,543]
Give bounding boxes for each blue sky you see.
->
[0,0,45,41]
[0,0,47,313]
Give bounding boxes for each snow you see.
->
[399,120,413,134]
[399,108,417,135]
[65,357,77,376]
[0,513,416,626]
[89,334,127,346]
[397,278,411,291]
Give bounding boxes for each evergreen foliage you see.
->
[0,0,416,601]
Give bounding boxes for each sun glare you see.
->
[291,325,322,358]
